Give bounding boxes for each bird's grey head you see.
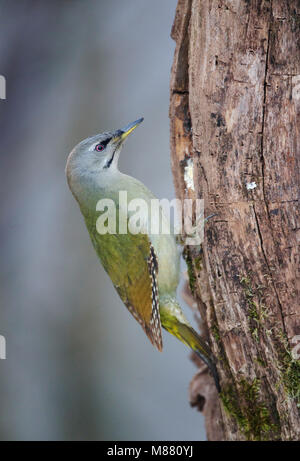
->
[66,118,143,186]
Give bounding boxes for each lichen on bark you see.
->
[170,0,300,440]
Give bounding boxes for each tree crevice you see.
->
[170,0,300,441]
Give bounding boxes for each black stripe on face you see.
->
[101,137,111,148]
[104,152,115,169]
[104,138,122,169]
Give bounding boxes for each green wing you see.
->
[89,228,163,351]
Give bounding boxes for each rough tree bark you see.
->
[170,0,300,441]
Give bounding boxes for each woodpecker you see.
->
[66,118,220,391]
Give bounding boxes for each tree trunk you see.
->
[170,0,300,441]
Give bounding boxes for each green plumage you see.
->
[66,119,220,391]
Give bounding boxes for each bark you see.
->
[170,0,300,441]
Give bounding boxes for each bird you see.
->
[66,118,220,392]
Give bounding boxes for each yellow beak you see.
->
[120,117,144,140]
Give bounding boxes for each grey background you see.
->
[0,0,205,440]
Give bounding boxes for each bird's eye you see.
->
[95,143,105,152]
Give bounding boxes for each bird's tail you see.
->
[160,301,220,392]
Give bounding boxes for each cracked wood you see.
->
[170,0,300,441]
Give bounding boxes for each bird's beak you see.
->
[113,118,144,143]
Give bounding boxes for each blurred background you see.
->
[0,0,206,440]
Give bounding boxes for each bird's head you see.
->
[66,118,143,182]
